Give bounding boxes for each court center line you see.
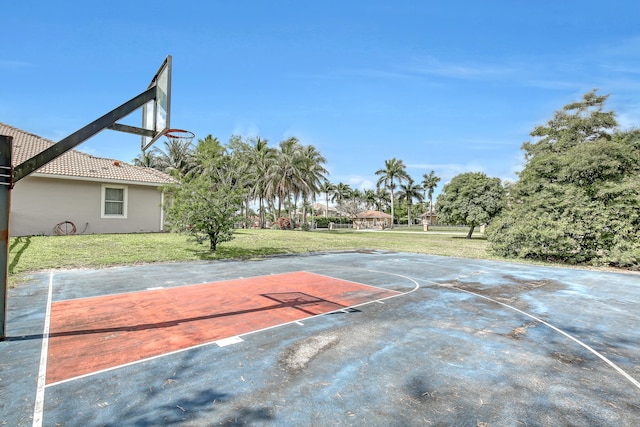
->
[32,271,54,427]
[420,277,640,393]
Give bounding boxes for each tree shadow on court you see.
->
[130,389,273,426]
[8,236,30,274]
[6,292,348,341]
[56,386,275,426]
[82,350,277,426]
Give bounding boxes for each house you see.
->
[311,202,338,217]
[353,210,392,230]
[1,122,176,236]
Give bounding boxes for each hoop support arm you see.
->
[13,86,157,182]
[107,123,156,137]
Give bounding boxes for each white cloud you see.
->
[346,176,375,191]
[231,123,260,139]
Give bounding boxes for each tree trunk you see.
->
[245,196,250,228]
[209,233,218,251]
[290,195,297,229]
[277,197,282,220]
[429,195,434,225]
[390,190,395,229]
[466,225,475,239]
[259,195,265,228]
[325,194,329,218]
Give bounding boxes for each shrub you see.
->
[276,217,292,230]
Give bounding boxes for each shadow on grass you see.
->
[187,246,294,261]
[451,236,488,241]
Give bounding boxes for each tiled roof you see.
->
[355,210,392,219]
[0,122,176,185]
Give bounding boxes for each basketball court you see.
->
[1,251,639,426]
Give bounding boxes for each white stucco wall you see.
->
[10,175,166,236]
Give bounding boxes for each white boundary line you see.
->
[421,277,640,392]
[45,271,418,388]
[303,270,406,296]
[32,272,54,427]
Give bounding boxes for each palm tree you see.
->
[319,180,336,217]
[421,170,441,224]
[132,150,160,168]
[350,188,363,202]
[397,177,424,226]
[248,137,275,228]
[265,137,302,224]
[298,144,328,224]
[226,136,256,227]
[363,189,377,210]
[375,158,409,228]
[154,136,197,179]
[374,187,390,212]
[263,137,329,228]
[331,182,353,215]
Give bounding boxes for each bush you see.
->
[314,216,351,228]
[275,217,292,230]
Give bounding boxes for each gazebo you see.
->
[353,210,393,230]
[421,212,438,225]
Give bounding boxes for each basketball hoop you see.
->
[164,129,195,145]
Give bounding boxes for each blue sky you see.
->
[2,1,640,199]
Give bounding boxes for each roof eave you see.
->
[30,172,172,187]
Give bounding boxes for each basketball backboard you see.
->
[142,55,172,150]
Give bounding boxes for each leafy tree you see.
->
[339,197,366,220]
[164,136,243,251]
[397,177,424,226]
[165,173,243,251]
[421,170,441,223]
[436,172,504,238]
[375,158,409,228]
[488,91,640,268]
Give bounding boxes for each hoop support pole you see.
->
[0,135,12,341]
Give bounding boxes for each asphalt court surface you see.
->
[1,251,640,426]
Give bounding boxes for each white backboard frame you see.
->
[142,55,172,151]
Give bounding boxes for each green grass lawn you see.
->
[8,229,492,284]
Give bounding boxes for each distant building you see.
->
[420,212,438,225]
[353,210,392,230]
[311,202,338,217]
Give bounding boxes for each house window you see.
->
[102,185,128,218]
